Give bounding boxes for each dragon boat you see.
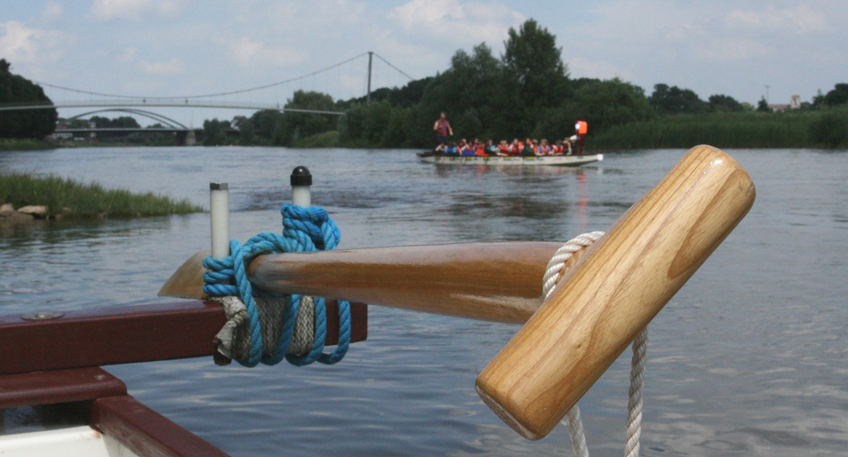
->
[416,151,604,166]
[0,145,754,456]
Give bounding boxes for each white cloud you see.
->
[41,2,64,24]
[89,0,192,21]
[0,21,69,64]
[725,4,828,34]
[119,47,138,63]
[138,57,184,75]
[226,36,307,67]
[389,0,524,44]
[693,37,771,63]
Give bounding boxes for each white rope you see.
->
[542,232,603,457]
[542,231,648,457]
[625,326,648,457]
[211,295,315,361]
[541,231,605,299]
[565,405,589,457]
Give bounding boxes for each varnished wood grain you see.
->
[475,145,756,440]
[249,242,566,323]
[161,242,567,323]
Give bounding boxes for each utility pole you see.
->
[765,85,770,104]
[367,51,373,104]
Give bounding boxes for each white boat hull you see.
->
[417,153,603,166]
[0,426,141,457]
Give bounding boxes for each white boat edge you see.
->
[0,425,141,457]
[416,153,603,166]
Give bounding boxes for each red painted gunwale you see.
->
[0,300,367,375]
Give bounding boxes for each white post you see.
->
[291,166,312,207]
[209,183,230,258]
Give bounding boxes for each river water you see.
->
[0,146,846,456]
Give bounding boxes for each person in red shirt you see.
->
[433,112,453,145]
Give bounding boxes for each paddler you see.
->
[433,112,453,146]
[573,119,588,155]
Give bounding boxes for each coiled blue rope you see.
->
[202,204,351,367]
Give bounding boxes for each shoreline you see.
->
[0,173,203,222]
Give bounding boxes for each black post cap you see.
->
[291,166,312,186]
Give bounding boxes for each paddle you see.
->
[475,145,756,439]
[159,241,571,323]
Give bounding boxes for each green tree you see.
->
[501,19,569,133]
[756,97,770,112]
[239,118,255,144]
[202,119,229,146]
[708,94,743,112]
[247,110,285,144]
[649,84,707,114]
[823,83,848,107]
[541,78,653,138]
[502,19,569,106]
[419,43,513,139]
[284,90,337,141]
[0,59,57,138]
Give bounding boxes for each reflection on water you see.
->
[1,147,847,456]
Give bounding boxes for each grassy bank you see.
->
[590,110,848,149]
[0,172,203,219]
[289,109,848,150]
[0,138,57,151]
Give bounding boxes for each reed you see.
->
[292,130,341,148]
[0,138,56,151]
[590,112,814,149]
[0,172,203,219]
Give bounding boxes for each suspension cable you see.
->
[372,53,415,81]
[34,52,369,100]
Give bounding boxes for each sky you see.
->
[1,0,846,126]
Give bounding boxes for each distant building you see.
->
[770,95,802,112]
[768,104,790,112]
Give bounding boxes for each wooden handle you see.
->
[475,145,756,440]
[248,242,562,323]
[160,242,569,323]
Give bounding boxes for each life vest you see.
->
[577,121,588,135]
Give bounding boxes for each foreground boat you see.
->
[416,151,603,166]
[0,145,755,455]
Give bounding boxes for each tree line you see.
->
[0,59,57,139]
[200,19,848,149]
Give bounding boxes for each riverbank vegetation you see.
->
[0,138,57,151]
[196,20,848,150]
[2,19,846,150]
[0,173,202,219]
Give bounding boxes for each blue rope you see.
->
[202,204,351,367]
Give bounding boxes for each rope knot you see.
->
[202,203,350,368]
[282,204,340,251]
